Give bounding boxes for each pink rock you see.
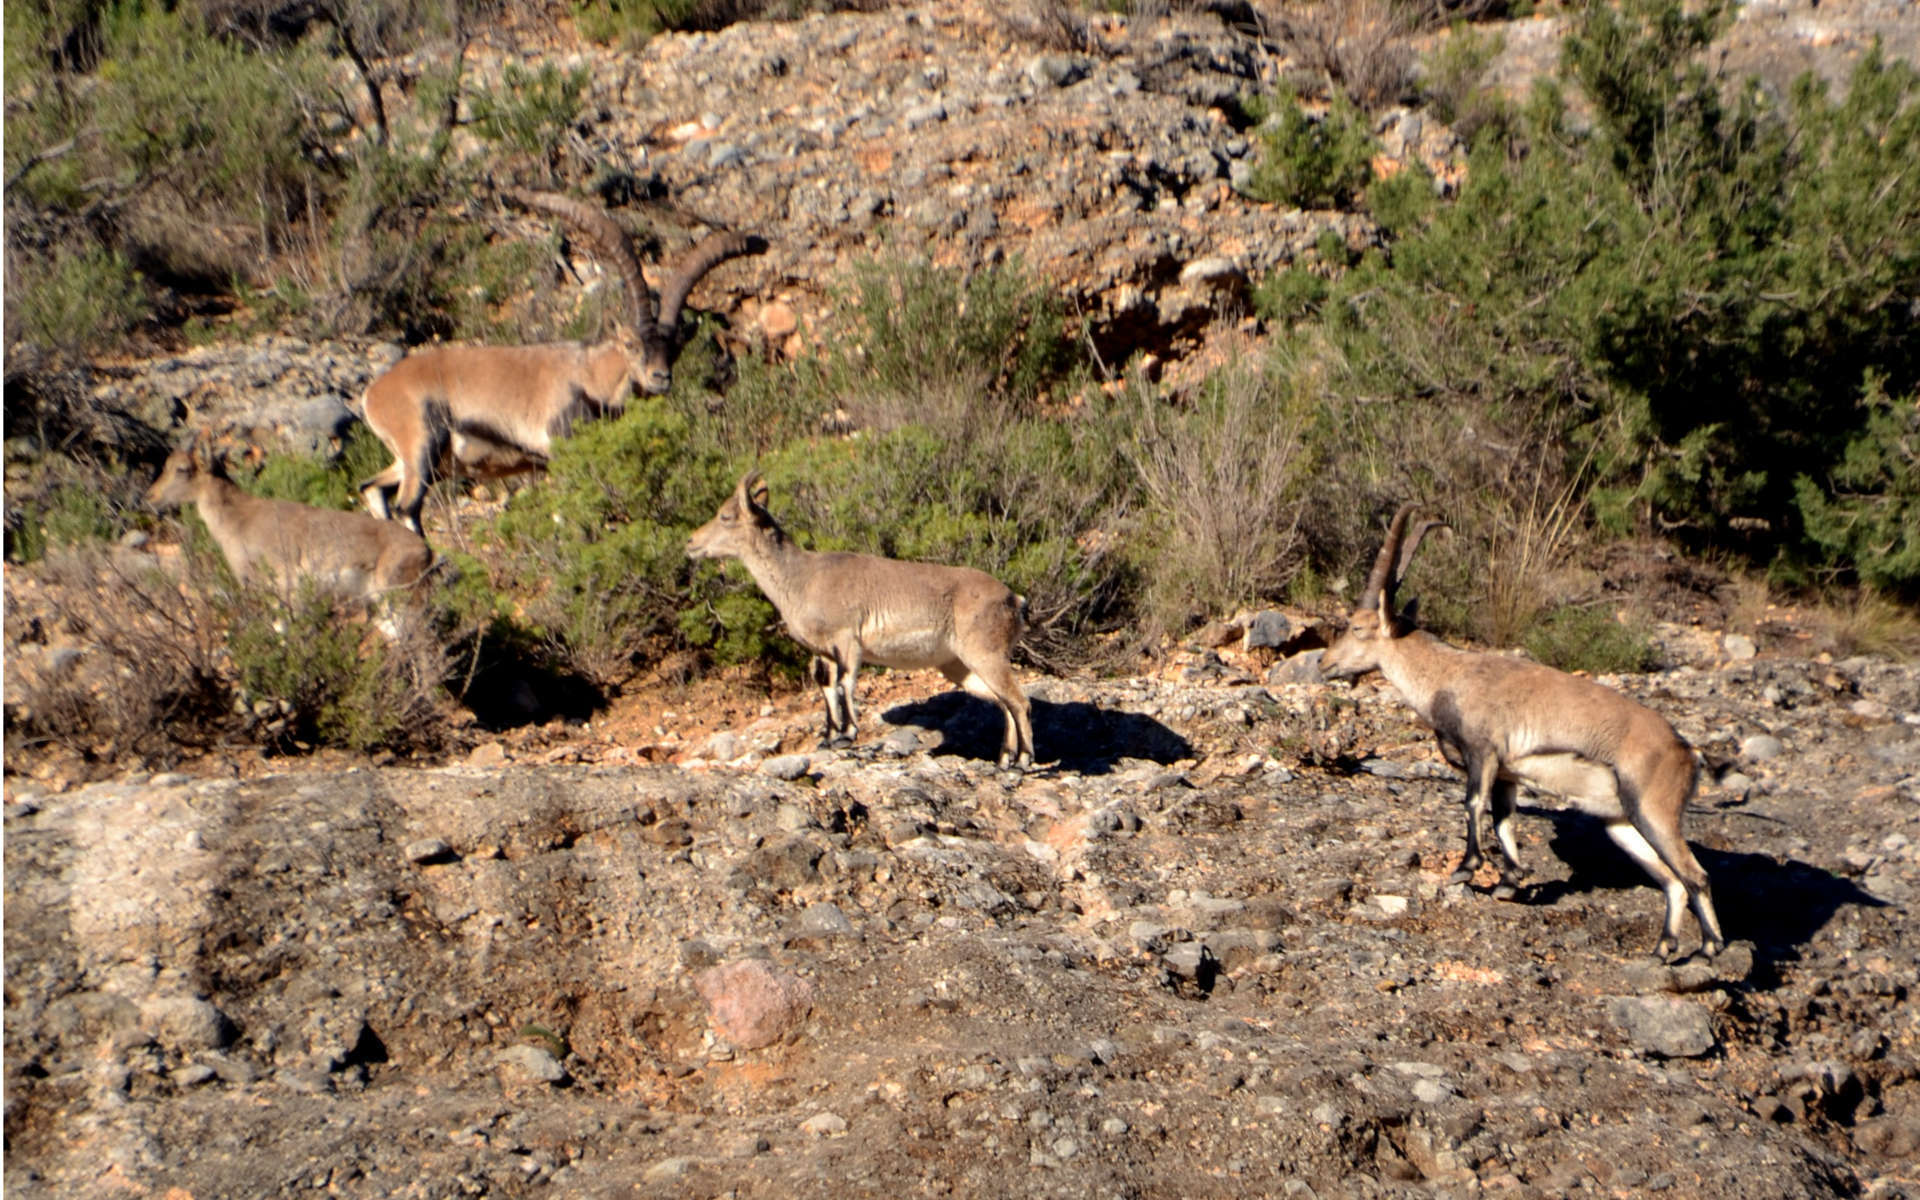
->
[693,959,814,1050]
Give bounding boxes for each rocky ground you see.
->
[7,622,1920,1197]
[10,1,1920,1195]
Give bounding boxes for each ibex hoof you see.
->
[1491,882,1522,902]
[1446,868,1477,887]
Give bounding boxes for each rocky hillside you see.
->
[7,632,1920,1196]
[8,1,1920,1195]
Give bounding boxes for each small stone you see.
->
[1371,894,1410,917]
[1243,611,1292,651]
[1723,633,1758,661]
[800,1111,848,1137]
[902,100,946,129]
[138,994,234,1053]
[1178,256,1242,287]
[694,959,815,1050]
[1741,734,1785,763]
[800,902,855,937]
[1101,1117,1129,1135]
[701,731,742,761]
[1268,650,1324,686]
[404,838,454,865]
[1609,995,1716,1058]
[496,1044,568,1086]
[763,754,811,780]
[644,1157,694,1183]
[173,1063,217,1087]
[1411,1079,1456,1104]
[706,142,747,169]
[1026,54,1087,88]
[466,740,507,768]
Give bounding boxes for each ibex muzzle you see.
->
[357,190,766,534]
[687,472,1035,768]
[1323,504,1727,961]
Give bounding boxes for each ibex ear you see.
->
[1397,595,1421,632]
[739,471,770,512]
[188,435,212,472]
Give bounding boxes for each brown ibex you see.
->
[149,440,437,618]
[358,189,766,534]
[1320,504,1727,960]
[686,472,1035,769]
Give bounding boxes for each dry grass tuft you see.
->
[1811,590,1920,662]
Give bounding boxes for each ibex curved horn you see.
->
[1358,503,1417,614]
[1393,517,1450,592]
[658,232,770,339]
[506,188,657,334]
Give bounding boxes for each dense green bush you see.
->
[1241,91,1376,210]
[1521,605,1658,676]
[235,424,393,510]
[1285,0,1920,620]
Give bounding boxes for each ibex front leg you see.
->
[1449,749,1502,889]
[810,656,851,747]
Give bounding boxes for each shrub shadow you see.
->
[880,694,1193,775]
[1521,805,1887,964]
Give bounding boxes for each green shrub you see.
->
[225,579,448,753]
[234,424,392,511]
[7,243,148,360]
[1794,378,1920,593]
[1420,22,1510,145]
[828,252,1073,407]
[9,480,123,563]
[1241,91,1376,210]
[1126,368,1318,633]
[1252,267,1330,325]
[470,61,588,166]
[1521,605,1658,675]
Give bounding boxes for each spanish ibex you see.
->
[1320,504,1727,960]
[149,439,436,613]
[358,189,767,534]
[686,472,1035,768]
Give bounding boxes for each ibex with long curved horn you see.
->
[357,189,767,534]
[1320,504,1727,961]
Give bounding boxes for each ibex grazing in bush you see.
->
[1320,504,1727,961]
[149,440,437,616]
[358,189,767,534]
[687,472,1035,768]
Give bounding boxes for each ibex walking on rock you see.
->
[358,189,766,533]
[687,472,1035,768]
[149,441,437,615]
[1321,504,1727,960]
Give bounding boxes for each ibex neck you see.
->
[733,524,817,615]
[1374,629,1459,720]
[191,474,254,538]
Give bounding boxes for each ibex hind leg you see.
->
[1604,820,1700,961]
[942,659,1033,770]
[1630,809,1727,959]
[360,461,404,521]
[1449,752,1501,887]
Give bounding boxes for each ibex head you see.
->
[147,437,222,510]
[686,471,777,561]
[507,189,767,398]
[1322,503,1450,681]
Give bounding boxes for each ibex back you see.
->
[686,472,1035,768]
[1321,505,1727,961]
[359,190,765,534]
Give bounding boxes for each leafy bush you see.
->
[1126,368,1317,633]
[1241,91,1376,210]
[470,61,588,168]
[6,244,148,360]
[225,580,448,753]
[1793,378,1920,593]
[1420,22,1510,144]
[1282,0,1920,609]
[828,251,1073,408]
[231,424,392,511]
[1521,605,1658,676]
